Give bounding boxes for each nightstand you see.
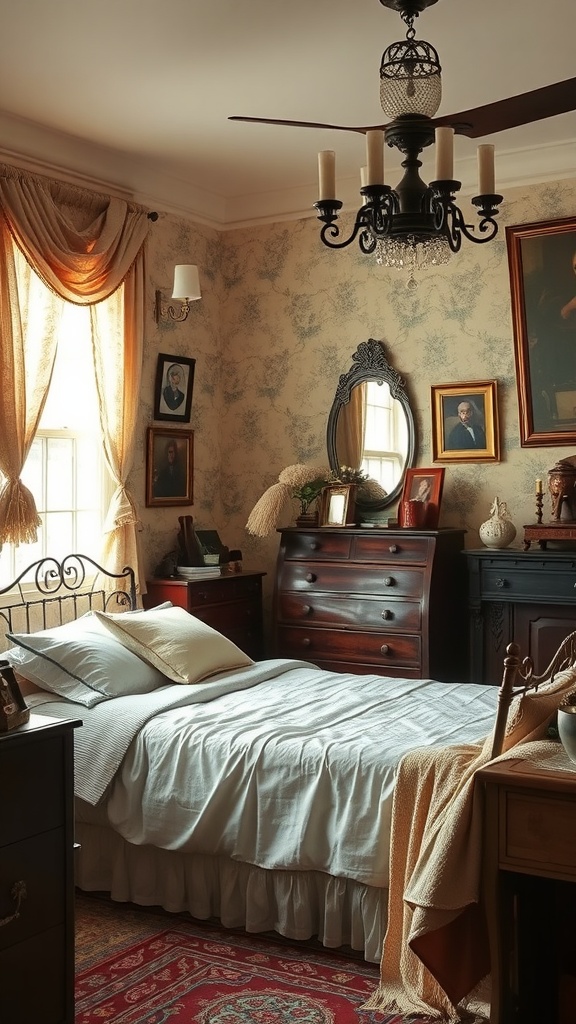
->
[143,570,266,659]
[0,714,81,1024]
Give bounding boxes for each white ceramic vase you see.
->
[558,695,576,764]
[479,496,517,549]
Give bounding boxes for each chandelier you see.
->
[312,2,502,275]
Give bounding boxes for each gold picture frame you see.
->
[431,380,500,463]
[145,427,194,507]
[320,484,355,527]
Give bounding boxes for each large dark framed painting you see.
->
[507,217,576,447]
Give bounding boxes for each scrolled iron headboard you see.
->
[0,554,136,647]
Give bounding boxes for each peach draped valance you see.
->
[0,163,152,594]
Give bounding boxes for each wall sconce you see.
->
[155,265,201,323]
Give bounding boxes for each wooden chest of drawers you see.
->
[465,549,576,684]
[143,570,266,659]
[274,527,467,680]
[0,714,80,1024]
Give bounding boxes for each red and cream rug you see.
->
[75,893,432,1023]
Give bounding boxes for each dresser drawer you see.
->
[278,562,424,599]
[2,736,64,845]
[0,924,67,1024]
[193,601,260,632]
[501,789,576,878]
[277,593,422,631]
[282,532,352,561]
[351,534,432,563]
[0,828,65,952]
[277,624,421,669]
[481,567,576,601]
[186,576,262,606]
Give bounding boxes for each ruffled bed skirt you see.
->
[74,820,387,963]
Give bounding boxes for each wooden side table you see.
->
[143,570,266,659]
[478,755,576,1024]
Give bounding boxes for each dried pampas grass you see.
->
[246,463,330,537]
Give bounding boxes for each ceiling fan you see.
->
[229,0,576,142]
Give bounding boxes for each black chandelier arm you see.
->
[314,189,396,250]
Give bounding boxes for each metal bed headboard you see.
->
[0,554,136,647]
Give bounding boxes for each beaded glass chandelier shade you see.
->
[380,31,442,119]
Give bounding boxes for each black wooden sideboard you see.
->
[464,548,576,685]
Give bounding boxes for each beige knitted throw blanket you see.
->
[362,664,576,1021]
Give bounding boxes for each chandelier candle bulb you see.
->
[434,126,454,180]
[366,130,384,185]
[318,150,336,200]
[477,144,495,194]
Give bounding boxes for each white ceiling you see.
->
[0,0,575,228]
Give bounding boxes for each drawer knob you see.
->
[383,576,394,587]
[381,609,392,620]
[301,604,313,617]
[198,591,209,600]
[301,637,312,647]
[380,644,390,655]
[495,577,508,589]
[0,880,27,929]
[305,572,317,583]
[388,544,399,554]
[310,541,320,551]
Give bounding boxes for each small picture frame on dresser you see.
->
[320,484,355,527]
[400,468,445,529]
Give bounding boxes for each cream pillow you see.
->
[92,605,253,684]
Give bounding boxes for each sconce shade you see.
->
[172,264,201,300]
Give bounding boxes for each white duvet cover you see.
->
[33,659,498,890]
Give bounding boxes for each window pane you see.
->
[45,512,74,563]
[77,438,102,509]
[76,511,102,554]
[46,438,74,510]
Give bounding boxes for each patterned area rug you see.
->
[75,892,432,1023]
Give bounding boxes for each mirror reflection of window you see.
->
[362,381,408,493]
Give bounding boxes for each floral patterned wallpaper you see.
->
[134,176,576,644]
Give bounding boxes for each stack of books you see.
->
[176,565,222,579]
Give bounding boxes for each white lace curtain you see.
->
[0,164,152,592]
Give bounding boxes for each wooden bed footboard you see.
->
[490,630,576,759]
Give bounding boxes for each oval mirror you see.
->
[326,339,416,515]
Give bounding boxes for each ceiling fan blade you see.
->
[228,115,386,135]
[435,78,576,138]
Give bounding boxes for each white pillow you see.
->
[93,605,253,684]
[6,613,169,706]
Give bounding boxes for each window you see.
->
[0,299,111,586]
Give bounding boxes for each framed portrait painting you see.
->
[431,380,499,463]
[153,353,195,423]
[146,427,194,507]
[400,467,445,529]
[507,216,576,447]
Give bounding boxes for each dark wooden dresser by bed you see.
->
[274,526,467,681]
[465,548,576,684]
[143,570,266,659]
[0,714,80,1024]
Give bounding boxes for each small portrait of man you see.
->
[162,363,186,411]
[153,436,187,499]
[444,396,487,451]
[410,475,433,504]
